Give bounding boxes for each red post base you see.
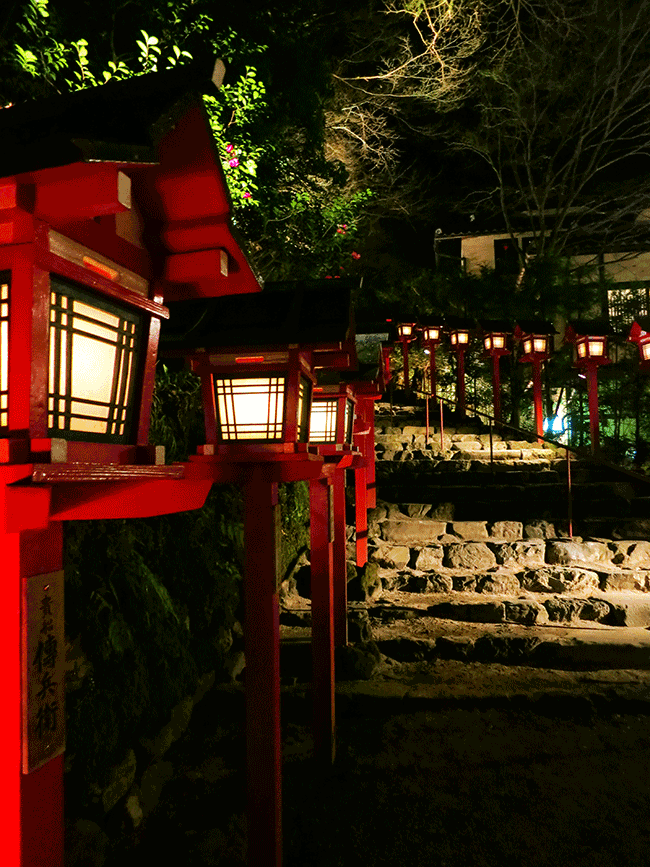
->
[243,474,282,867]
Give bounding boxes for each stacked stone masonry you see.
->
[367,504,650,593]
[374,420,567,465]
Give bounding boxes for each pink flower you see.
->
[243,191,252,199]
[351,251,361,260]
[228,158,240,168]
[226,143,234,153]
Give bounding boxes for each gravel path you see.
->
[103,664,650,867]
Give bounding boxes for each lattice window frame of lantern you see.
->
[309,398,338,443]
[309,392,355,445]
[210,362,313,444]
[0,271,9,430]
[47,276,143,443]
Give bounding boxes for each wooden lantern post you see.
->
[565,322,612,453]
[479,322,511,424]
[0,61,263,867]
[161,281,357,866]
[308,382,357,763]
[514,321,556,442]
[420,323,443,440]
[183,346,321,867]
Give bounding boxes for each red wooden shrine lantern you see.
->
[628,318,650,370]
[347,328,389,572]
[397,320,417,397]
[479,321,511,424]
[447,318,472,416]
[307,379,358,763]
[565,321,612,453]
[514,320,556,441]
[161,281,356,865]
[420,323,443,401]
[0,61,262,867]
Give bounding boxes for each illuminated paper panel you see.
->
[310,399,338,442]
[215,376,285,440]
[48,279,140,441]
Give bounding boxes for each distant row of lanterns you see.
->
[392,317,650,452]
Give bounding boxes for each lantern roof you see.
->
[0,58,262,300]
[354,308,409,341]
[0,59,224,173]
[160,280,356,364]
[628,317,650,343]
[445,315,474,331]
[513,320,557,338]
[477,319,511,334]
[564,320,614,343]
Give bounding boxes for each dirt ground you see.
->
[104,658,650,867]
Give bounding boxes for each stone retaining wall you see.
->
[360,503,650,597]
[374,423,566,464]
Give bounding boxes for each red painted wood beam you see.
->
[309,476,336,765]
[243,472,282,867]
[355,464,368,568]
[35,167,131,222]
[332,470,348,647]
[0,480,65,867]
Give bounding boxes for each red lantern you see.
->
[479,322,511,424]
[0,61,262,867]
[565,322,611,452]
[397,320,417,397]
[420,323,443,401]
[447,320,473,417]
[163,281,357,861]
[628,319,650,369]
[514,321,556,441]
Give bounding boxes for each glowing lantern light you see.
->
[47,280,141,440]
[309,386,354,444]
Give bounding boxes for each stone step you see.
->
[279,601,650,674]
[370,591,650,627]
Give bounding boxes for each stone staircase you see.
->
[280,405,650,676]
